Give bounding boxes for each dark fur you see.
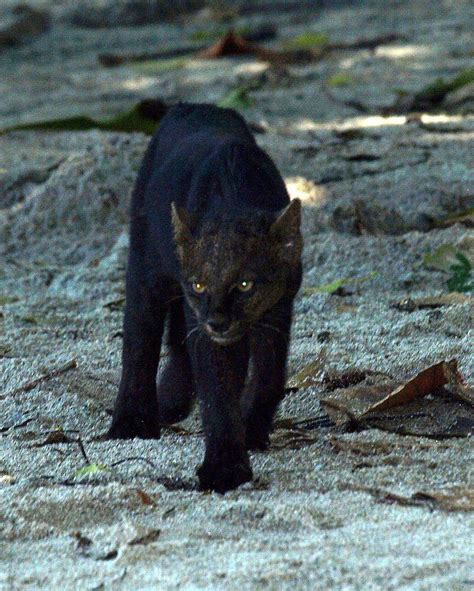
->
[108,103,302,493]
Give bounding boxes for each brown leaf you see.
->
[393,293,471,312]
[287,358,325,389]
[411,488,474,512]
[360,360,458,415]
[197,29,317,64]
[135,488,155,506]
[321,360,474,437]
[128,528,161,546]
[340,483,474,511]
[32,430,74,447]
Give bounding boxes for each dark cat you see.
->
[108,103,303,493]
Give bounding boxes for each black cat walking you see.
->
[109,103,303,493]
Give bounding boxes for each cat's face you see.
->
[172,200,302,345]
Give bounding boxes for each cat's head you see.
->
[171,199,302,345]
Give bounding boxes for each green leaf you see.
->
[2,99,167,136]
[72,463,109,480]
[133,57,187,74]
[0,296,20,305]
[415,67,474,104]
[327,72,353,88]
[303,272,377,295]
[283,32,329,50]
[447,253,473,292]
[217,87,255,110]
[422,244,458,271]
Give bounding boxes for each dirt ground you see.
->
[0,1,473,589]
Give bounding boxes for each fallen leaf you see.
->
[303,272,377,295]
[321,360,474,437]
[287,357,325,389]
[190,24,276,43]
[423,243,458,271]
[411,487,474,512]
[2,99,167,136]
[392,293,471,311]
[128,528,161,546]
[340,483,474,511]
[217,86,255,110]
[31,430,74,447]
[196,29,317,64]
[433,207,474,229]
[327,72,353,88]
[135,489,155,506]
[270,428,318,449]
[283,32,329,50]
[387,66,474,112]
[73,463,109,480]
[360,360,458,415]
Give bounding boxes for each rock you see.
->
[0,4,50,47]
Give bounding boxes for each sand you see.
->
[1,0,473,589]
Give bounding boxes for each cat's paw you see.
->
[108,413,161,440]
[197,458,253,493]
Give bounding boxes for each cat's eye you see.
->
[192,281,206,294]
[237,280,254,293]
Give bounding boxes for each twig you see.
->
[0,358,77,400]
[76,437,90,464]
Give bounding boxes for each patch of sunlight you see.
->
[285,176,328,206]
[375,44,432,59]
[421,114,472,124]
[291,116,407,132]
[234,62,268,75]
[120,77,157,91]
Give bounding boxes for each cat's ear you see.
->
[171,203,192,257]
[269,199,303,264]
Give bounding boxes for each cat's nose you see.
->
[206,316,230,334]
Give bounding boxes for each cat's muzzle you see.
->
[204,321,242,346]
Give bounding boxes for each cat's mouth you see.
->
[203,323,243,346]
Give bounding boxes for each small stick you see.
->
[0,358,77,400]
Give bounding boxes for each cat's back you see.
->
[157,102,255,148]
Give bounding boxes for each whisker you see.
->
[182,325,200,346]
[165,294,184,306]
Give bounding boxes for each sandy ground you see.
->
[1,1,473,589]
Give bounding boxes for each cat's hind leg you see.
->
[157,299,195,425]
[108,278,165,440]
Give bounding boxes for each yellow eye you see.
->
[237,280,254,293]
[192,281,206,294]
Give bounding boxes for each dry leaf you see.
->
[321,360,474,437]
[411,487,474,512]
[135,488,155,506]
[128,528,161,546]
[393,293,471,311]
[197,29,317,64]
[361,360,456,415]
[287,358,325,389]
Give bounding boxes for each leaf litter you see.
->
[320,359,474,438]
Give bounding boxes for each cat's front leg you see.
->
[108,282,164,440]
[242,298,293,450]
[187,326,252,493]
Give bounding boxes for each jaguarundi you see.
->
[109,103,303,493]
